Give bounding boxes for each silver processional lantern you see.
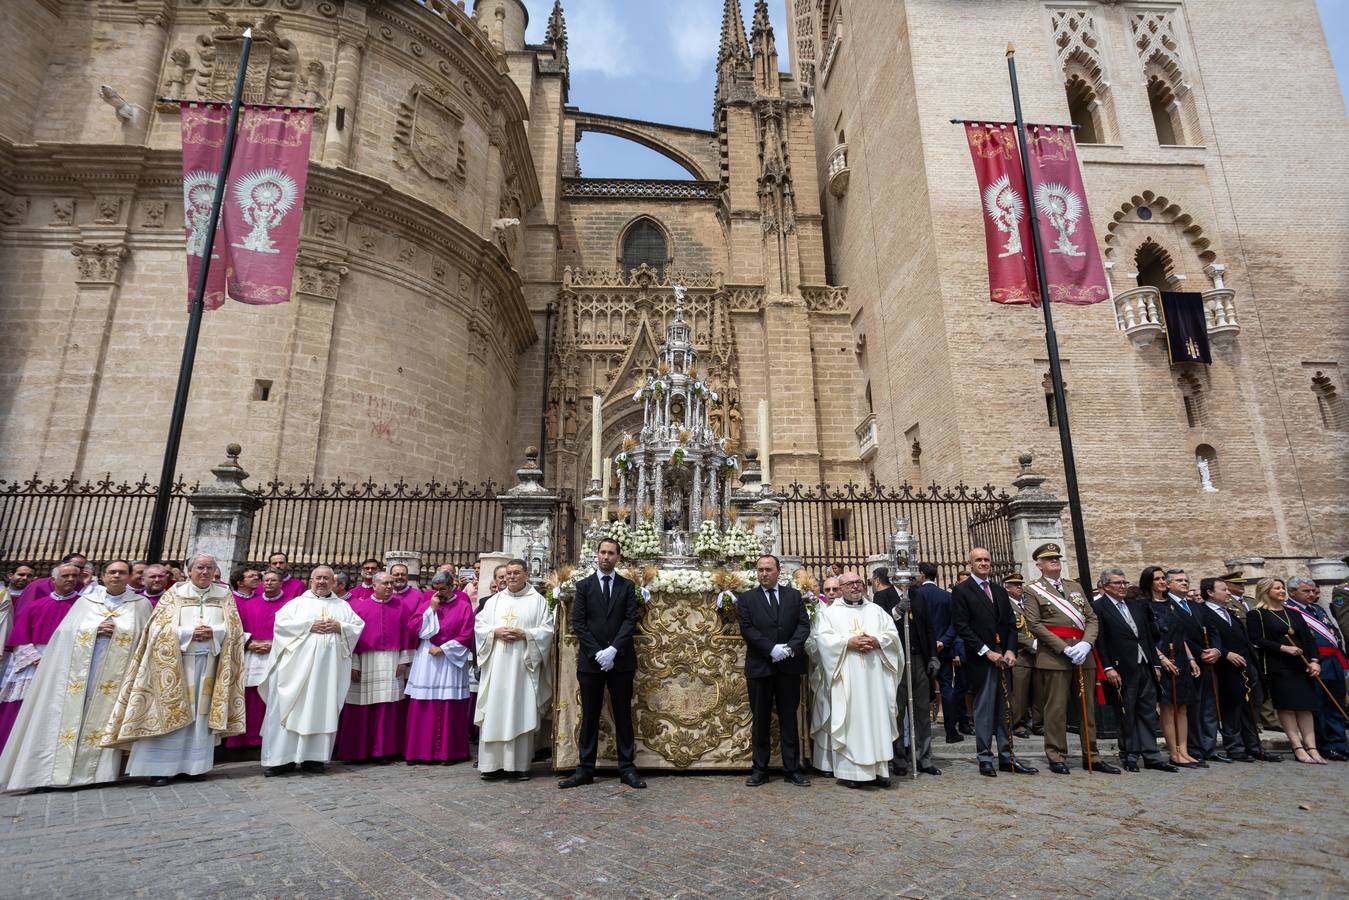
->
[890,516,919,587]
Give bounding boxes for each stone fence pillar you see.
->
[385,550,423,584]
[498,447,557,585]
[729,450,782,557]
[1006,452,1068,582]
[185,444,261,577]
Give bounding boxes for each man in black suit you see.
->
[738,554,811,787]
[919,562,968,743]
[952,547,1036,777]
[872,568,940,776]
[1199,577,1267,762]
[559,538,646,789]
[1092,568,1176,772]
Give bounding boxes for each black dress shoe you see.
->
[264,764,295,778]
[918,765,942,776]
[838,778,864,789]
[480,769,508,781]
[891,762,908,778]
[874,776,892,788]
[1013,728,1031,739]
[745,771,769,787]
[1206,753,1234,764]
[999,760,1038,775]
[1049,761,1071,775]
[1123,760,1140,772]
[978,762,997,777]
[558,773,594,789]
[944,734,965,744]
[510,771,532,782]
[300,761,326,773]
[1085,760,1121,774]
[148,776,172,787]
[1227,753,1255,762]
[786,771,811,786]
[619,771,646,789]
[181,773,207,782]
[958,722,975,736]
[1323,749,1349,761]
[1192,759,1209,768]
[1255,751,1283,763]
[1144,760,1179,772]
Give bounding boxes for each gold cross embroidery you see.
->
[82,732,103,748]
[850,618,865,637]
[66,679,85,696]
[1186,336,1200,359]
[113,633,131,647]
[500,607,519,628]
[75,631,94,648]
[57,729,77,747]
[99,679,120,695]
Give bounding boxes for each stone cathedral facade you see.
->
[0,0,1344,578]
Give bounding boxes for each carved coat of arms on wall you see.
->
[394,84,467,184]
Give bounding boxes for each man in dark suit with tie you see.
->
[1198,576,1269,762]
[1092,568,1176,772]
[919,562,968,744]
[952,547,1036,777]
[738,554,811,787]
[559,538,646,789]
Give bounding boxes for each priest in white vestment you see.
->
[260,566,364,775]
[102,554,247,785]
[805,575,843,775]
[809,573,902,787]
[474,559,555,779]
[0,561,152,791]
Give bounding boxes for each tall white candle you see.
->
[591,393,603,482]
[758,398,771,485]
[602,458,612,514]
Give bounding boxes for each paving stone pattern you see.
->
[1,735,1346,898]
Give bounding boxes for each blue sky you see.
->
[497,0,1349,180]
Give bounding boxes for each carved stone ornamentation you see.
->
[188,12,299,104]
[94,196,123,225]
[294,255,348,300]
[393,83,468,183]
[51,199,75,226]
[141,200,167,228]
[70,242,129,284]
[0,195,30,226]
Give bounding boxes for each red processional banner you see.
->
[1023,124,1110,305]
[180,102,314,310]
[964,123,1039,305]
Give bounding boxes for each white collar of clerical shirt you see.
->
[261,591,284,602]
[52,591,78,602]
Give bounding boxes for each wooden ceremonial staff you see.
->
[145,28,254,562]
[1078,661,1093,773]
[1289,628,1349,719]
[1203,626,1223,729]
[995,634,1017,767]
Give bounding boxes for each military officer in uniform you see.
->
[1022,543,1120,775]
[1003,572,1037,738]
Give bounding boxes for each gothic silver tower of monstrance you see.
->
[613,287,735,559]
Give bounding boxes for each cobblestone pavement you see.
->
[1,736,1345,899]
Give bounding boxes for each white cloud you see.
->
[515,0,635,78]
[665,3,721,81]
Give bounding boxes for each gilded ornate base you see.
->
[552,591,806,771]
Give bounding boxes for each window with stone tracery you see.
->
[1048,7,1117,144]
[620,218,668,276]
[1129,9,1203,146]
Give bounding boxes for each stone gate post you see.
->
[185,444,262,577]
[498,447,558,584]
[1006,452,1068,581]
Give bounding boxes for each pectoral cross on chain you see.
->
[500,607,519,628]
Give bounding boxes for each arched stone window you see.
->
[1042,371,1068,427]
[1065,74,1101,144]
[620,217,668,276]
[1147,76,1182,145]
[1195,444,1219,492]
[1050,9,1116,144]
[1134,238,1174,291]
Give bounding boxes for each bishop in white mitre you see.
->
[102,554,248,785]
[474,559,555,779]
[808,573,902,787]
[0,561,152,791]
[260,566,364,775]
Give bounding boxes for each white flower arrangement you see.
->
[630,519,661,559]
[606,520,633,557]
[693,519,722,558]
[721,524,761,564]
[651,568,715,594]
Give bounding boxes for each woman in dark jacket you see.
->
[1246,577,1325,764]
[1141,566,1202,767]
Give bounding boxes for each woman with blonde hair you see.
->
[1246,578,1324,764]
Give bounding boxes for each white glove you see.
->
[770,644,790,663]
[595,646,618,670]
[1065,642,1091,665]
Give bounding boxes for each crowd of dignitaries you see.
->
[0,541,1345,794]
[0,552,553,791]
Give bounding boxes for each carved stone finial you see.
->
[1018,451,1033,472]
[226,443,242,461]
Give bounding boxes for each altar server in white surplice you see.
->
[0,561,152,791]
[260,566,364,776]
[809,572,902,787]
[474,559,555,780]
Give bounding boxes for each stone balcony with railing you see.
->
[855,413,878,462]
[826,143,850,197]
[1112,285,1240,352]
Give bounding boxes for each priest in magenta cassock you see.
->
[404,571,475,764]
[389,564,423,616]
[809,573,902,788]
[260,566,364,775]
[13,554,87,611]
[225,568,292,749]
[0,563,84,751]
[266,553,308,602]
[102,554,247,786]
[334,572,412,763]
[0,561,152,791]
[474,559,555,780]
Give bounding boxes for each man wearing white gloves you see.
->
[1022,543,1118,775]
[559,538,646,789]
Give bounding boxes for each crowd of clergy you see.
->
[0,538,1344,793]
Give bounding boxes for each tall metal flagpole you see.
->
[145,28,253,563]
[1005,44,1092,588]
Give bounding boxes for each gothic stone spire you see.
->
[750,0,779,96]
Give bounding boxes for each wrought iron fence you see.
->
[0,474,577,578]
[0,475,197,572]
[779,480,1015,587]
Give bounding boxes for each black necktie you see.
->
[767,588,777,611]
[602,575,612,603]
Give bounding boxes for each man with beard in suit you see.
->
[559,538,646,789]
[739,555,811,787]
[1092,567,1176,772]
